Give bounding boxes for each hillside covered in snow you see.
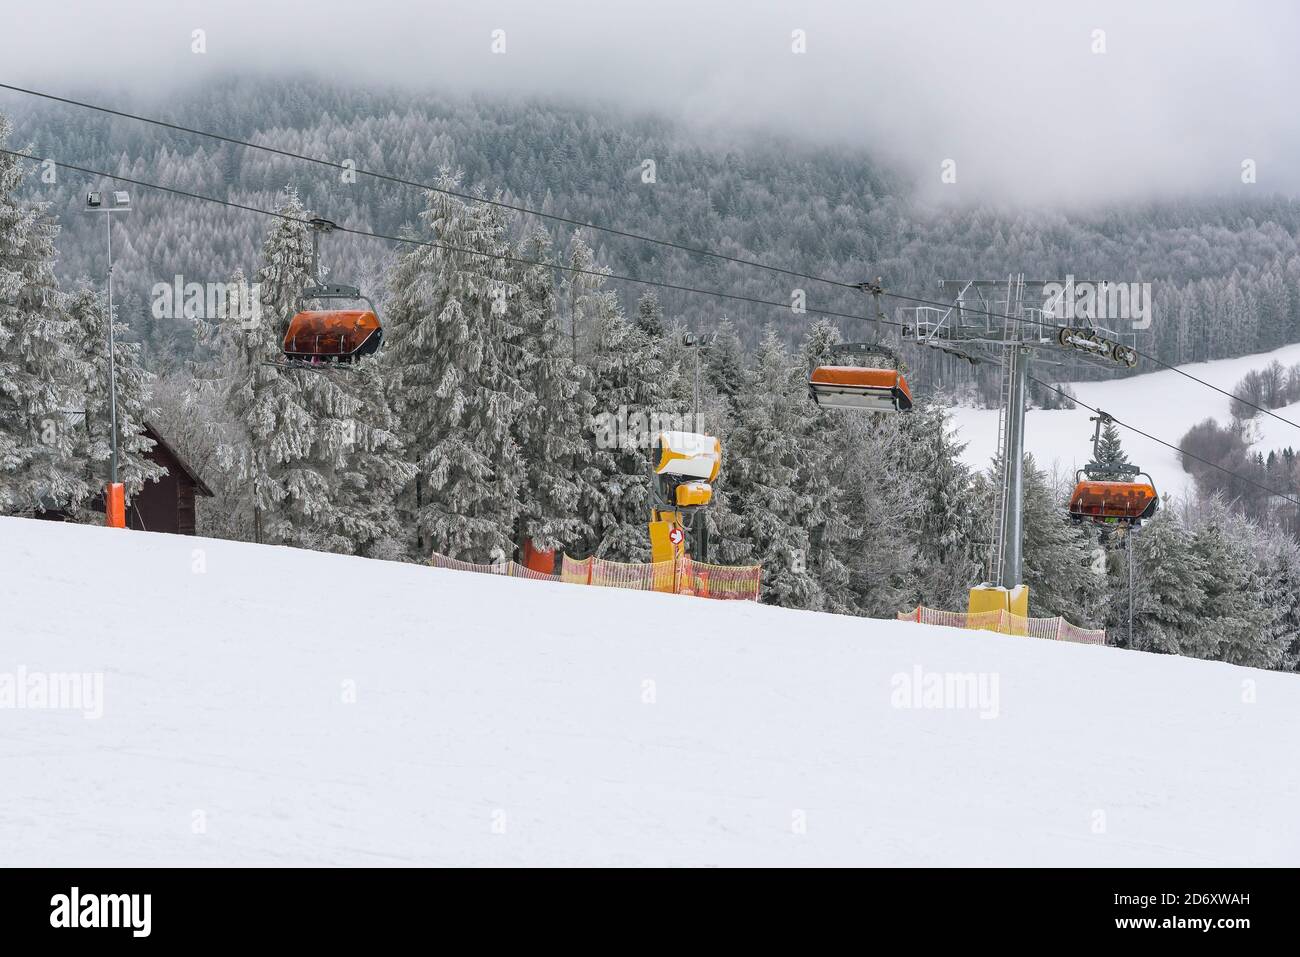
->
[2,516,1296,866]
[950,341,1300,497]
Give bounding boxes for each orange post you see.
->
[105,482,126,529]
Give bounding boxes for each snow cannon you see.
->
[649,430,721,567]
[652,430,721,511]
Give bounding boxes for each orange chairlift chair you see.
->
[1068,412,1159,527]
[281,218,383,365]
[808,279,913,412]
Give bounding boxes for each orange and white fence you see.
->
[434,552,762,602]
[428,553,561,581]
[897,605,1106,645]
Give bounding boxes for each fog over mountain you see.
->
[3,0,1298,205]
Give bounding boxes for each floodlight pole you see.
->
[84,194,131,486]
[105,213,119,485]
[683,332,701,432]
[693,340,701,432]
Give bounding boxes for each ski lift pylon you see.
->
[281,218,383,365]
[808,279,914,412]
[1068,412,1159,527]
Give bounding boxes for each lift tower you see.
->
[899,276,1139,618]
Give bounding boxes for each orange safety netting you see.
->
[896,606,1106,645]
[677,557,763,601]
[434,551,762,602]
[590,557,678,591]
[428,553,561,582]
[560,554,593,585]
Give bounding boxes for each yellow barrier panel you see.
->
[898,605,1105,645]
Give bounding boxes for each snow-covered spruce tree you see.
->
[384,172,525,560]
[1018,456,1104,624]
[721,327,823,609]
[274,365,366,554]
[1116,506,1205,655]
[511,227,594,554]
[702,317,746,412]
[634,290,665,338]
[202,189,315,544]
[568,233,668,561]
[0,120,87,515]
[66,282,164,508]
[898,402,982,610]
[837,412,922,617]
[1259,531,1300,672]
[795,320,855,612]
[249,192,346,550]
[1089,419,1130,469]
[317,357,415,560]
[189,268,259,540]
[1185,498,1274,667]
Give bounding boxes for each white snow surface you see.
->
[2,516,1297,867]
[949,342,1300,497]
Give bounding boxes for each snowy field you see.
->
[949,342,1300,497]
[2,516,1297,867]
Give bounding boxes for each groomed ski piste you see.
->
[3,515,1297,867]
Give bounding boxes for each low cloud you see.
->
[2,0,1296,205]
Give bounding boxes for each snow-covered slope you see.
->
[950,342,1300,495]
[2,516,1296,866]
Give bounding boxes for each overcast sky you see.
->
[2,0,1297,205]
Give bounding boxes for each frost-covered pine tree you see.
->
[384,172,525,560]
[1089,419,1129,469]
[512,227,594,554]
[1259,532,1300,671]
[1185,498,1272,666]
[703,317,746,410]
[567,233,662,560]
[635,290,666,338]
[0,120,88,515]
[66,282,164,507]
[796,320,855,611]
[198,189,315,544]
[1119,506,1205,655]
[1018,456,1104,624]
[722,328,823,609]
[249,192,330,547]
[899,402,982,610]
[341,358,416,561]
[836,412,922,616]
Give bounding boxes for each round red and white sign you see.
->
[669,527,684,545]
